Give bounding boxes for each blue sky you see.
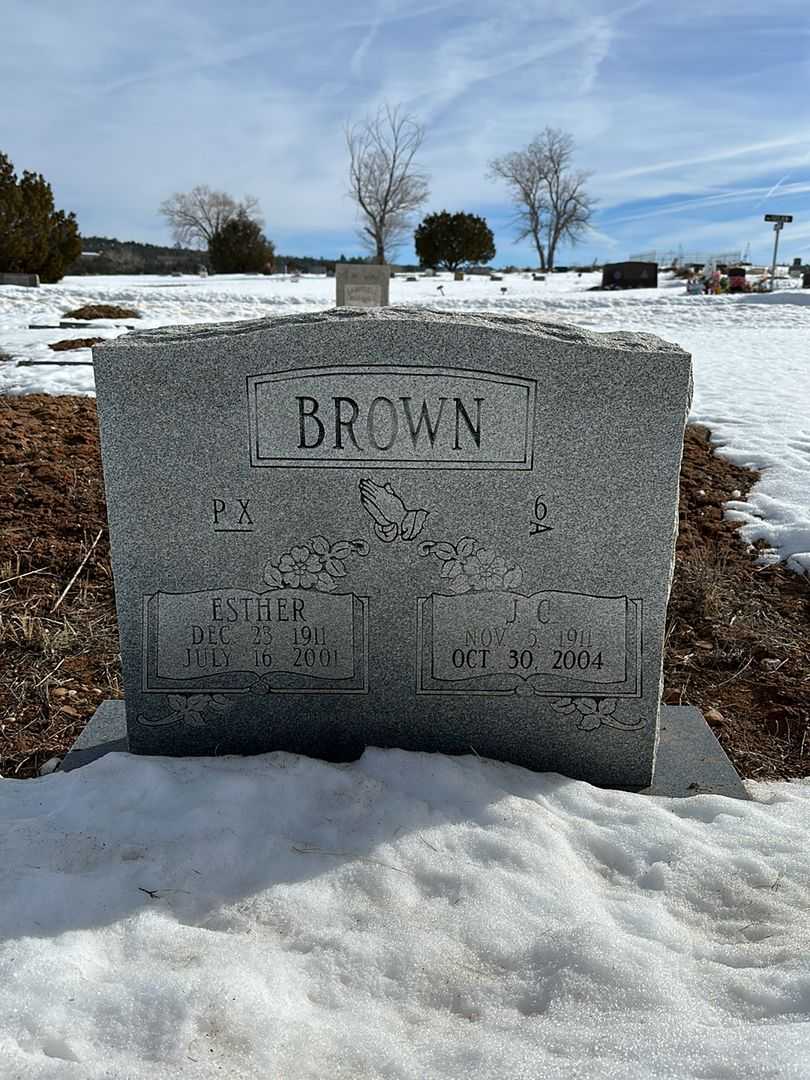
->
[2,1,809,265]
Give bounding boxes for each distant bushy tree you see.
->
[159,186,262,249]
[0,152,81,282]
[208,211,274,274]
[414,210,496,271]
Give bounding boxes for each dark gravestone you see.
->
[601,262,659,290]
[0,273,40,287]
[82,309,698,790]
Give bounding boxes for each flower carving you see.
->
[138,693,230,728]
[264,536,368,593]
[419,536,523,593]
[464,549,509,591]
[551,697,644,731]
[278,545,323,589]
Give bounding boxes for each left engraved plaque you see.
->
[142,587,368,694]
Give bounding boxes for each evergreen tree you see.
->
[208,211,274,274]
[0,152,80,282]
[414,211,495,271]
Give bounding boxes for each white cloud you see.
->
[1,0,807,263]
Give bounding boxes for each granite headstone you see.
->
[90,309,692,788]
[0,272,40,287]
[335,264,390,307]
[601,262,658,289]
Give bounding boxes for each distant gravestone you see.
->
[602,262,658,289]
[0,273,40,287]
[84,309,695,789]
[335,264,390,307]
[454,271,464,281]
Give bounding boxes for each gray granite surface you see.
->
[335,263,390,306]
[0,272,39,287]
[60,700,128,771]
[92,308,692,787]
[61,702,748,800]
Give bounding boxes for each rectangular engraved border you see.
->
[415,595,643,698]
[141,592,369,695]
[246,365,536,469]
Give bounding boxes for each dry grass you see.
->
[0,539,122,776]
[665,542,810,779]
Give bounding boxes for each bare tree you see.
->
[489,128,594,270]
[159,186,262,249]
[346,104,429,264]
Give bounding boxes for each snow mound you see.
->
[738,290,810,307]
[1,749,809,1078]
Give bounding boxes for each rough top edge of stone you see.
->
[95,307,689,356]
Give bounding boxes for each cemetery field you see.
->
[0,395,808,782]
[1,269,809,782]
[2,275,810,1079]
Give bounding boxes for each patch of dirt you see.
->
[0,399,807,780]
[63,304,140,320]
[665,425,810,779]
[48,338,105,352]
[0,396,120,777]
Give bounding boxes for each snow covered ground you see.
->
[2,269,809,570]
[2,750,810,1079]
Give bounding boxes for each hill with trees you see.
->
[69,239,408,276]
[70,236,206,275]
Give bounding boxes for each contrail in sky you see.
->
[757,143,810,207]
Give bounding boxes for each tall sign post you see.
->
[764,214,793,292]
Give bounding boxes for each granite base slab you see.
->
[60,699,129,771]
[59,702,749,799]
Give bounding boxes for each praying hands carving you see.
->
[359,479,429,544]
